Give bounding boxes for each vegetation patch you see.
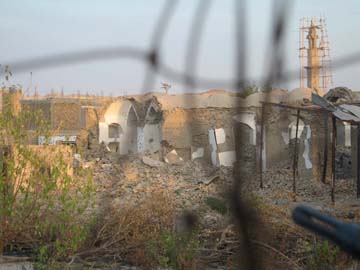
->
[204,196,227,215]
[0,87,94,264]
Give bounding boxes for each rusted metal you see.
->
[259,104,265,188]
[321,112,329,184]
[262,101,360,125]
[357,125,360,198]
[331,116,337,203]
[293,109,300,195]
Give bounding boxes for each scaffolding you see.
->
[299,17,333,95]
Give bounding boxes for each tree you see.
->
[161,82,171,95]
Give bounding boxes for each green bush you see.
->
[0,86,94,262]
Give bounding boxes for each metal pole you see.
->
[293,109,300,195]
[322,112,329,184]
[259,104,265,188]
[331,116,337,203]
[357,124,360,198]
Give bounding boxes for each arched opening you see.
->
[281,118,305,145]
[288,119,305,140]
[126,107,138,153]
[108,123,123,138]
[146,106,162,124]
[143,105,162,153]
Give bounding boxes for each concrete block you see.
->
[191,147,204,160]
[218,151,236,167]
[215,128,226,144]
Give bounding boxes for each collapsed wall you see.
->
[21,97,107,146]
[98,97,163,155]
[263,105,328,180]
[162,107,241,165]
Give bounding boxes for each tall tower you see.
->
[299,18,333,96]
[307,20,320,91]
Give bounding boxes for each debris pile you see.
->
[324,87,354,104]
[87,152,233,214]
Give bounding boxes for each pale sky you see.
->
[0,0,360,95]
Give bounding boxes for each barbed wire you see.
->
[2,0,359,268]
[6,46,360,91]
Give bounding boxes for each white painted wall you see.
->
[281,119,305,145]
[38,135,76,145]
[218,151,236,167]
[215,128,226,144]
[289,120,305,139]
[208,129,219,166]
[143,123,162,153]
[191,147,204,160]
[262,128,266,171]
[137,127,145,153]
[302,125,313,169]
[209,128,236,167]
[98,100,139,155]
[344,122,351,147]
[233,112,256,145]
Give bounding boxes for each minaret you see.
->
[300,18,333,96]
[306,20,320,94]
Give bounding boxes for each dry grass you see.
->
[78,191,176,267]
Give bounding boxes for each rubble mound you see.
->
[324,87,353,104]
[287,87,312,103]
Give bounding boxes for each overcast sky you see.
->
[0,0,360,95]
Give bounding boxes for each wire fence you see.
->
[2,0,360,269]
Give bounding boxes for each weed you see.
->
[205,196,227,215]
[305,240,340,270]
[147,229,201,270]
[0,86,94,262]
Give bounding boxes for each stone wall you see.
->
[162,107,245,165]
[22,101,52,130]
[52,102,81,132]
[263,105,331,181]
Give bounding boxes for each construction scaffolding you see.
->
[299,17,333,95]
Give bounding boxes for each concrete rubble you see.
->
[4,86,360,268]
[142,155,165,168]
[91,151,232,211]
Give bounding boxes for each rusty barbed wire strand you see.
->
[7,48,360,91]
[264,0,293,88]
[234,0,247,91]
[232,0,259,268]
[1,0,360,267]
[184,0,212,89]
[141,0,179,92]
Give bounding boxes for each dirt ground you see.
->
[64,148,360,269]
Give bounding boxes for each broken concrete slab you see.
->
[324,87,354,104]
[164,149,184,165]
[218,151,236,167]
[191,147,204,160]
[215,128,226,144]
[208,129,219,166]
[101,163,112,170]
[142,156,165,167]
[198,174,221,185]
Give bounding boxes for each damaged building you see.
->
[21,95,105,145]
[2,85,360,187]
[98,96,163,155]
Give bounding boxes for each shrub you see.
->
[147,228,200,270]
[0,87,94,261]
